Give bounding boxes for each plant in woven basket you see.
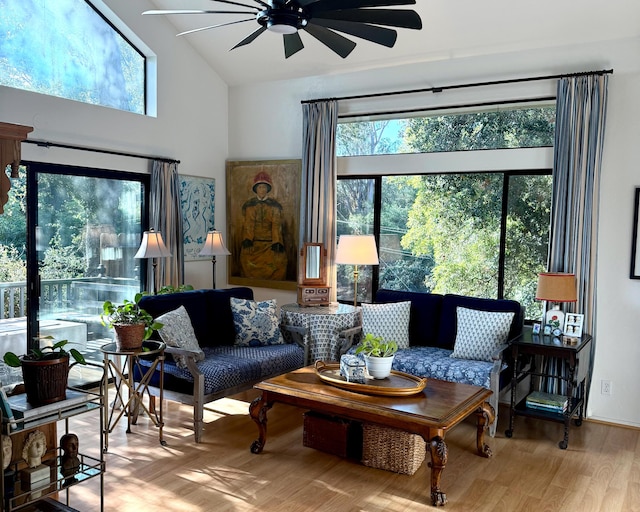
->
[101,293,163,349]
[3,337,86,405]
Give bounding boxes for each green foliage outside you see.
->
[336,106,555,318]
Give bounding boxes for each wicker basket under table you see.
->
[362,423,426,475]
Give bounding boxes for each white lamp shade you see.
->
[134,229,171,259]
[335,235,379,265]
[199,230,231,257]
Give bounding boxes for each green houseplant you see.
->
[355,333,399,379]
[101,292,163,350]
[3,337,87,406]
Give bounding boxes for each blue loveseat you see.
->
[341,289,525,436]
[137,288,306,442]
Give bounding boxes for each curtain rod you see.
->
[24,138,180,165]
[301,68,614,105]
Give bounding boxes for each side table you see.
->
[280,303,361,363]
[505,327,592,449]
[100,340,166,451]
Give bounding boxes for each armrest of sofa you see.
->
[338,325,363,356]
[281,324,310,365]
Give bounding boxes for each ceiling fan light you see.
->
[267,21,298,34]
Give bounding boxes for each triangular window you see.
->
[0,0,146,114]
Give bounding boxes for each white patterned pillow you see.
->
[156,306,204,369]
[451,307,515,362]
[361,301,411,349]
[231,298,284,347]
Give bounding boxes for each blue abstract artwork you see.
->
[180,176,215,260]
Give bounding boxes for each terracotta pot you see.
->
[113,323,146,351]
[21,355,70,406]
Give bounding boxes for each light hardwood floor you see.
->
[60,389,640,512]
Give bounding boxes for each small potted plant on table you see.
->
[101,293,163,351]
[3,337,86,406]
[355,333,399,379]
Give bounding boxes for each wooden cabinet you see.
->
[505,326,592,449]
[1,384,104,512]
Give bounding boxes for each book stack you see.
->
[525,390,568,413]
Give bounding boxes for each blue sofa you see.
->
[137,288,306,442]
[341,289,525,436]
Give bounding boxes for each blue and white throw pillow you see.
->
[450,307,515,362]
[361,301,411,349]
[231,298,284,347]
[156,305,205,369]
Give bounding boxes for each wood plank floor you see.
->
[59,389,640,512]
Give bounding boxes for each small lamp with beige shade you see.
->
[535,272,577,333]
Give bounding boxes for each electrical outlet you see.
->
[601,379,612,395]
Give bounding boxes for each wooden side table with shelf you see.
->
[0,377,105,512]
[505,326,593,449]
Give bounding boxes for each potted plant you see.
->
[355,333,399,379]
[3,337,86,406]
[101,292,163,350]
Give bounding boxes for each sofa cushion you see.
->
[374,289,443,347]
[139,287,253,348]
[231,298,284,347]
[361,301,411,349]
[450,307,515,362]
[391,346,498,389]
[437,294,523,350]
[136,344,305,396]
[155,305,205,369]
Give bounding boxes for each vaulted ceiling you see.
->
[145,0,640,86]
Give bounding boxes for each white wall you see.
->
[229,39,640,428]
[0,0,229,291]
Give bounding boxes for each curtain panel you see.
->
[544,73,609,396]
[150,160,184,290]
[301,100,338,297]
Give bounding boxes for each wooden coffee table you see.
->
[249,365,494,506]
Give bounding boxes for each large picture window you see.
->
[0,0,146,114]
[336,103,555,319]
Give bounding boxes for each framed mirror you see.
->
[299,243,327,286]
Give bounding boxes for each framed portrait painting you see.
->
[226,159,301,290]
[180,175,216,261]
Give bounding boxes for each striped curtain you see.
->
[543,73,609,395]
[150,160,184,290]
[301,100,338,297]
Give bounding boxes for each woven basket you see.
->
[362,423,426,475]
[113,323,146,350]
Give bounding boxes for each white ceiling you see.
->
[145,0,640,86]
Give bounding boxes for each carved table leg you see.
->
[475,402,495,458]
[428,436,448,506]
[249,393,273,454]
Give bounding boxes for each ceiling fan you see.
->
[143,0,422,59]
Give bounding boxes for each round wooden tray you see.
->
[314,361,427,397]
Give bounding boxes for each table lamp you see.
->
[535,272,577,331]
[335,234,379,307]
[134,229,171,295]
[199,230,230,289]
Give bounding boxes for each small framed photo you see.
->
[563,313,584,338]
[543,324,552,335]
[532,323,541,334]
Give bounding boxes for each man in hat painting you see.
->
[240,171,287,280]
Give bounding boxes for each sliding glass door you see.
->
[0,162,148,388]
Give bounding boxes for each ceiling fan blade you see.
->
[311,8,422,30]
[143,10,257,16]
[311,19,397,47]
[208,0,264,8]
[302,0,415,10]
[303,24,356,58]
[230,26,268,50]
[177,18,255,37]
[283,32,304,58]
